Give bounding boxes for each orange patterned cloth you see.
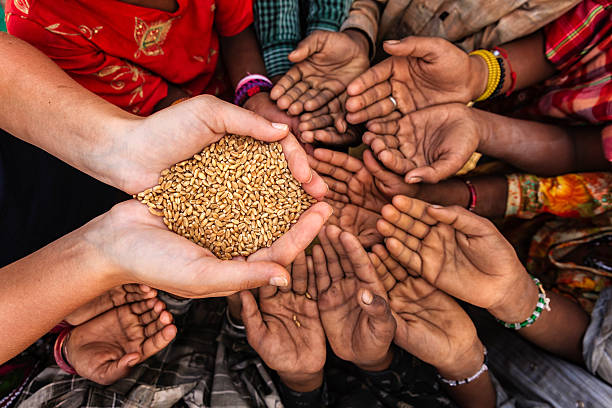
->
[506,172,612,219]
[6,0,252,115]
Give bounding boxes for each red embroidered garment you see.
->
[7,0,253,115]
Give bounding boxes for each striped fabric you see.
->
[253,0,351,77]
[527,0,612,123]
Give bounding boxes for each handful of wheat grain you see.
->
[136,134,316,259]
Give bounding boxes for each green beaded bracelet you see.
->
[497,277,551,330]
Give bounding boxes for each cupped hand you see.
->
[308,148,390,213]
[271,30,370,115]
[90,200,329,298]
[313,226,396,370]
[240,252,326,386]
[345,36,485,123]
[117,95,326,199]
[65,298,176,385]
[326,200,383,248]
[363,103,482,184]
[64,284,157,326]
[298,94,360,147]
[362,149,420,198]
[373,245,485,378]
[376,195,528,311]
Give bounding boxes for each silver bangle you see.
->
[225,306,245,331]
[437,348,488,387]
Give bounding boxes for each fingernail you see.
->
[408,176,422,183]
[127,358,139,367]
[272,122,289,130]
[431,205,443,209]
[384,40,400,45]
[306,169,313,183]
[361,290,373,305]
[270,276,289,287]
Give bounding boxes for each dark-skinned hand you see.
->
[326,199,383,248]
[313,226,396,371]
[298,93,361,147]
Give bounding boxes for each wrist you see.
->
[468,54,488,102]
[278,370,324,392]
[356,349,394,372]
[242,91,270,110]
[436,339,485,380]
[488,270,538,323]
[344,29,370,58]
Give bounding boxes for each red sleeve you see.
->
[214,0,254,37]
[7,16,167,115]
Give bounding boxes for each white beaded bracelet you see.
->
[437,348,488,387]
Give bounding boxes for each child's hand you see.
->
[326,200,383,248]
[313,226,396,371]
[243,92,300,137]
[376,195,532,315]
[240,252,326,392]
[298,93,360,147]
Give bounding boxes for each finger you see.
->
[299,113,335,131]
[271,67,303,101]
[288,32,323,63]
[139,306,161,326]
[141,323,177,360]
[240,290,267,339]
[385,237,422,275]
[391,195,438,226]
[346,97,396,124]
[381,203,432,239]
[367,119,400,135]
[291,251,308,295]
[378,148,415,176]
[312,148,363,174]
[304,88,337,112]
[382,36,442,60]
[376,218,421,251]
[312,128,357,146]
[426,204,496,237]
[347,59,392,96]
[357,288,395,326]
[248,202,332,267]
[143,310,172,337]
[371,244,410,281]
[339,231,380,285]
[278,133,314,186]
[369,251,396,292]
[326,225,354,277]
[289,88,319,116]
[318,226,344,282]
[306,255,317,300]
[312,244,331,295]
[301,170,328,200]
[404,150,469,184]
[366,111,402,127]
[345,81,392,113]
[277,81,310,111]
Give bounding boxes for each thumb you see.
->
[404,152,467,184]
[426,204,494,237]
[357,288,393,323]
[382,36,442,60]
[289,33,322,63]
[118,353,141,368]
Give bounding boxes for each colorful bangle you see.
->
[438,348,488,387]
[464,179,477,212]
[469,49,501,102]
[492,46,517,96]
[234,74,273,107]
[497,276,551,330]
[53,326,77,375]
[491,57,505,98]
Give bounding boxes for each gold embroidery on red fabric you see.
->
[45,23,80,36]
[192,55,205,62]
[44,23,103,39]
[129,85,144,106]
[13,0,30,15]
[95,63,145,94]
[133,17,176,59]
[79,25,103,40]
[211,3,216,12]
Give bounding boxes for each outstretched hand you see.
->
[313,226,396,370]
[65,298,176,385]
[376,195,529,311]
[326,200,383,248]
[298,94,361,147]
[345,36,485,124]
[241,252,326,391]
[363,103,482,183]
[271,30,370,116]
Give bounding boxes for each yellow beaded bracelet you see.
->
[469,49,501,102]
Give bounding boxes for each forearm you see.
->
[0,216,121,363]
[477,111,609,175]
[489,273,588,364]
[0,34,138,190]
[220,26,268,88]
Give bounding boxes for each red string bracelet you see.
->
[464,180,477,212]
[53,326,77,375]
[492,46,517,96]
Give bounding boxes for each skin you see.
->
[378,196,588,364]
[345,32,554,124]
[0,34,331,363]
[298,93,361,147]
[65,298,176,385]
[371,247,496,408]
[241,252,326,392]
[313,226,396,371]
[64,284,157,326]
[326,200,383,248]
[271,30,370,116]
